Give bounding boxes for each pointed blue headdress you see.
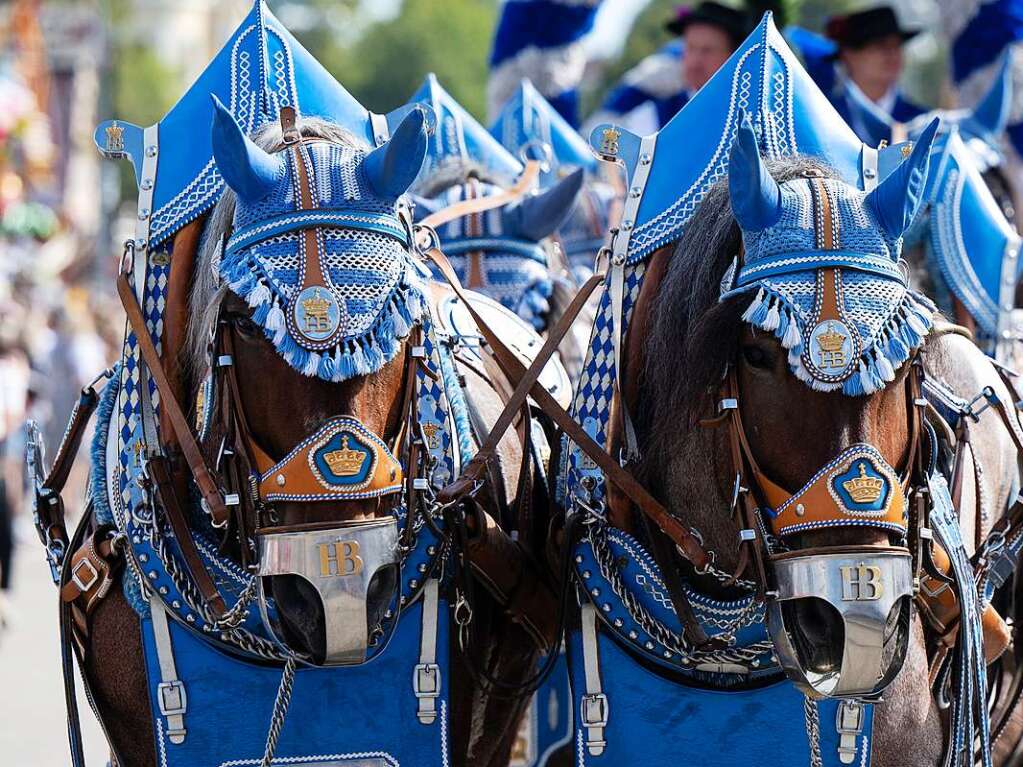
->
[723,117,939,394]
[403,74,524,184]
[489,79,598,181]
[95,1,379,248]
[913,127,1022,341]
[588,13,909,267]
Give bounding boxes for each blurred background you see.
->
[0,0,995,762]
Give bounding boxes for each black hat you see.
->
[825,6,919,49]
[665,2,751,48]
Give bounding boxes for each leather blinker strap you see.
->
[425,247,711,571]
[418,161,541,231]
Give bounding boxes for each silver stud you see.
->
[384,610,393,619]
[418,563,427,573]
[575,555,584,564]
[138,208,150,220]
[864,168,876,179]
[795,503,805,517]
[145,145,158,158]
[158,586,168,595]
[141,179,153,191]
[185,614,195,623]
[613,618,623,627]
[664,650,672,659]
[621,220,633,230]
[645,641,654,650]
[639,153,651,165]
[400,596,407,605]
[132,535,141,544]
[681,657,692,666]
[276,474,286,487]
[602,603,611,612]
[629,186,642,198]
[148,571,158,580]
[171,600,181,609]
[590,587,600,598]
[409,579,419,589]
[139,553,148,563]
[134,237,147,250]
[752,659,760,668]
[582,570,592,579]
[628,630,638,640]
[427,546,436,556]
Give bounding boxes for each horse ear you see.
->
[971,55,1012,137]
[363,108,428,198]
[210,95,284,203]
[728,117,782,232]
[865,117,939,242]
[503,168,584,241]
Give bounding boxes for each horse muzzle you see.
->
[766,547,914,699]
[257,516,401,665]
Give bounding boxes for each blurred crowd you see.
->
[0,30,121,628]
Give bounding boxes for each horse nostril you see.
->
[270,574,326,662]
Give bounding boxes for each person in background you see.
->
[825,5,927,131]
[0,334,30,629]
[597,2,751,131]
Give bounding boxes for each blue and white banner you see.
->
[487,0,603,128]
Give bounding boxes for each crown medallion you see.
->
[292,285,344,345]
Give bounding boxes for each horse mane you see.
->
[638,155,841,464]
[184,117,367,382]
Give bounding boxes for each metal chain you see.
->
[260,654,297,767]
[589,523,772,666]
[804,696,824,767]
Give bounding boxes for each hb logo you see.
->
[840,564,884,601]
[319,541,364,577]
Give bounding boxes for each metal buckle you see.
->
[157,680,188,717]
[71,559,100,593]
[580,692,609,728]
[413,663,441,698]
[964,386,998,422]
[718,397,738,412]
[835,700,864,765]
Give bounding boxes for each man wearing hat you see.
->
[596,2,751,131]
[826,5,927,135]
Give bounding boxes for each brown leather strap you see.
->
[418,161,541,231]
[464,502,558,650]
[425,247,711,570]
[445,271,603,495]
[117,268,228,526]
[60,528,121,616]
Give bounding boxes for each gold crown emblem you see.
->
[105,121,125,153]
[323,436,366,477]
[816,322,847,353]
[302,288,331,320]
[843,462,884,504]
[600,127,621,158]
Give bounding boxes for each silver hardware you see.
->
[224,493,240,507]
[738,528,757,542]
[718,398,738,412]
[138,208,150,220]
[411,345,427,358]
[835,700,865,764]
[413,478,430,491]
[145,145,158,158]
[767,549,913,698]
[216,355,233,367]
[71,559,99,592]
[256,517,400,665]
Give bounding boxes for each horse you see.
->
[54,103,563,767]
[551,118,1023,765]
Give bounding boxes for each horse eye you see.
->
[231,315,260,337]
[741,344,772,370]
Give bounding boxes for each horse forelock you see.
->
[639,155,842,464]
[185,117,370,381]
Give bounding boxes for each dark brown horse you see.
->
[67,114,559,767]
[592,151,1023,765]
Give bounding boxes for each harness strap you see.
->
[580,601,608,756]
[425,247,711,571]
[117,268,228,616]
[418,161,541,231]
[414,577,441,725]
[151,599,188,744]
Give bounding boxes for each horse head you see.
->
[636,117,939,699]
[414,167,583,331]
[191,99,429,663]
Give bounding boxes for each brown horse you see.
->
[591,150,1023,766]
[65,113,559,767]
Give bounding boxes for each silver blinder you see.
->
[256,517,400,666]
[766,549,914,699]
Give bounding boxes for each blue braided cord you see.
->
[732,251,905,287]
[225,209,409,257]
[440,237,547,262]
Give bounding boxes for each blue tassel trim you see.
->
[223,255,427,383]
[742,287,936,396]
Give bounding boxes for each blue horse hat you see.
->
[94,1,380,247]
[489,78,598,182]
[212,100,430,382]
[588,12,914,266]
[724,117,940,395]
[405,73,524,184]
